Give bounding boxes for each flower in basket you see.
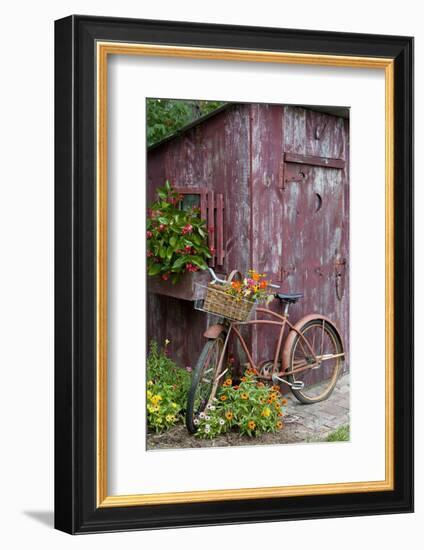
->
[226,269,274,304]
[146,181,211,283]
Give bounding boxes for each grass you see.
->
[325,424,350,442]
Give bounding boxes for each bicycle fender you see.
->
[281,314,343,371]
[203,324,226,339]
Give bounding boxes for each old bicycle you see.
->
[186,268,345,433]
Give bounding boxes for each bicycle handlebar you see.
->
[208,267,280,289]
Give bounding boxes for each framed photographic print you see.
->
[54,15,414,534]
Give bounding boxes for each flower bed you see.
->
[194,368,288,439]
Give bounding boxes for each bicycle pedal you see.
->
[291,381,305,390]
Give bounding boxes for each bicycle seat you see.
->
[275,292,303,304]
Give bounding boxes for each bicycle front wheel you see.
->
[186,336,226,433]
[287,319,344,404]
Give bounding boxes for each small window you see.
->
[179,193,201,212]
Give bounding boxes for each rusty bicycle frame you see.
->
[204,270,345,401]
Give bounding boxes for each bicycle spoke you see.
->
[289,320,342,402]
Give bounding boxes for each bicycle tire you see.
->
[287,318,344,404]
[186,336,226,433]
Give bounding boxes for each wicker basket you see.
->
[202,282,254,321]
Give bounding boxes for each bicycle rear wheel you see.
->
[186,336,226,433]
[287,319,344,404]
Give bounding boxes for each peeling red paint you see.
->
[147,104,349,378]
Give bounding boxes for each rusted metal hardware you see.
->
[280,151,345,189]
[335,257,347,300]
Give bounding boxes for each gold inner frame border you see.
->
[96,42,394,507]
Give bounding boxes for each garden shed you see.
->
[147,102,349,377]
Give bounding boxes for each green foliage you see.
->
[147,99,225,147]
[195,369,288,439]
[146,340,191,432]
[147,181,211,283]
[325,424,350,442]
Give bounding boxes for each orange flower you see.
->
[241,376,247,382]
[271,385,281,392]
[231,281,242,290]
[281,398,288,406]
[278,411,284,417]
[259,280,268,289]
[241,393,249,400]
[276,421,284,429]
[225,411,234,421]
[257,382,265,388]
[273,401,281,410]
[223,378,232,387]
[220,395,227,401]
[252,272,260,281]
[233,385,240,390]
[247,420,256,430]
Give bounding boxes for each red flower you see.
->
[159,224,166,232]
[186,263,199,273]
[181,224,193,235]
[161,273,169,281]
[146,230,153,239]
[184,245,192,253]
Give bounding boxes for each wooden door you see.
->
[281,155,349,377]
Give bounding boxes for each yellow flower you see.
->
[165,414,175,423]
[247,420,256,430]
[147,390,152,399]
[151,395,162,405]
[172,402,178,409]
[261,407,271,418]
[276,420,284,429]
[225,411,234,421]
[241,393,249,400]
[224,378,232,387]
[220,395,227,402]
[147,380,154,386]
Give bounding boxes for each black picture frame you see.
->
[55,15,414,534]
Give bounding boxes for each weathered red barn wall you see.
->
[146,103,349,377]
[147,105,251,366]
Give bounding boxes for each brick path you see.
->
[147,373,350,450]
[282,372,350,440]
